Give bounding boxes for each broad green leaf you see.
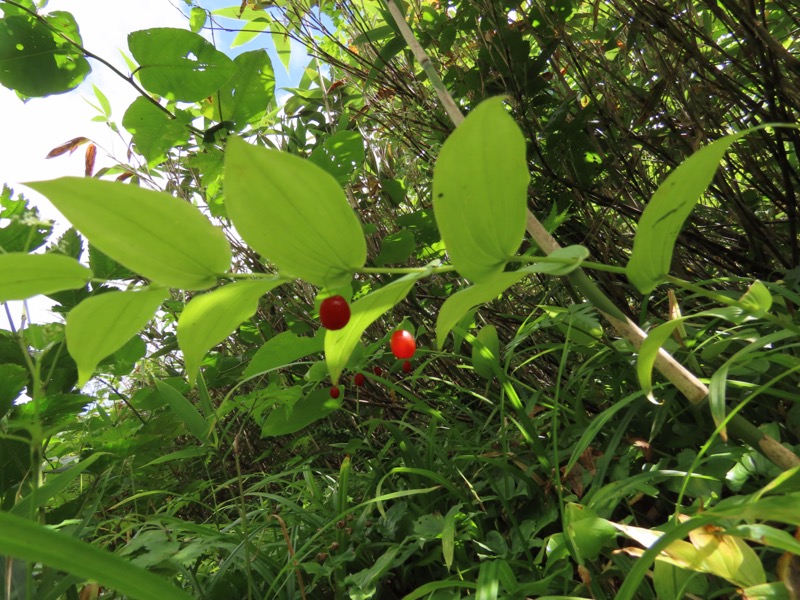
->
[272,30,292,74]
[67,288,168,385]
[472,325,500,380]
[153,379,209,443]
[564,503,616,563]
[261,387,340,437]
[653,560,708,600]
[687,526,765,587]
[232,16,271,48]
[0,253,91,301]
[128,28,236,101]
[309,130,366,185]
[207,50,275,129]
[0,13,90,97]
[433,97,529,282]
[739,280,772,317]
[0,364,27,419]
[224,136,366,288]
[476,559,500,600]
[244,331,324,378]
[375,230,416,266]
[0,512,194,600]
[726,524,800,557]
[178,278,284,385]
[325,272,423,383]
[189,7,207,33]
[12,453,104,517]
[442,504,461,571]
[437,272,527,350]
[738,582,791,600]
[122,97,192,165]
[435,251,586,349]
[626,131,749,293]
[27,178,231,290]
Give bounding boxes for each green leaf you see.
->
[0,13,90,97]
[626,131,749,293]
[564,503,616,563]
[122,97,191,165]
[261,387,340,437]
[375,230,416,266]
[67,288,168,385]
[0,253,91,301]
[189,7,207,33]
[325,272,423,383]
[433,97,529,282]
[436,272,526,349]
[27,178,231,290]
[272,30,292,74]
[709,492,800,526]
[128,28,236,101]
[244,331,324,378]
[442,504,461,571]
[224,136,366,288]
[178,278,284,385]
[12,453,104,517]
[0,512,194,600]
[207,49,275,129]
[153,379,209,443]
[472,325,500,380]
[739,280,772,317]
[0,364,27,419]
[309,131,366,185]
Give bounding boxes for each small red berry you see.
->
[354,373,365,386]
[390,330,416,359]
[330,386,340,399]
[319,295,350,330]
[373,366,382,376]
[402,360,412,373]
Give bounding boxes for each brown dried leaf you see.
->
[84,144,97,177]
[46,136,90,159]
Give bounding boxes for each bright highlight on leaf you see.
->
[66,287,168,386]
[26,177,231,290]
[178,278,284,385]
[433,97,530,282]
[0,253,91,302]
[224,136,367,288]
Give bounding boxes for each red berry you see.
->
[390,330,416,359]
[330,386,340,399]
[354,373,365,387]
[402,360,412,373]
[373,366,382,376]
[319,295,350,330]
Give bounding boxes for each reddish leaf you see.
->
[46,136,90,159]
[84,144,97,177]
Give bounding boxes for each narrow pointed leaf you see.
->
[472,325,500,380]
[27,178,231,290]
[67,288,168,385]
[178,278,284,385]
[325,272,423,383]
[224,136,366,288]
[244,331,324,378]
[0,253,91,301]
[433,97,529,282]
[153,379,209,443]
[0,512,194,600]
[627,128,764,293]
[261,387,341,437]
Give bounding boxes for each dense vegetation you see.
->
[1,0,800,598]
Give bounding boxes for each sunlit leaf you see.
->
[0,253,91,301]
[224,136,366,288]
[128,28,236,101]
[27,178,231,290]
[122,97,192,165]
[207,49,275,129]
[178,278,284,385]
[67,288,168,385]
[471,325,500,380]
[433,97,529,282]
[325,272,423,383]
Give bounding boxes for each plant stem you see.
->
[383,0,799,470]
